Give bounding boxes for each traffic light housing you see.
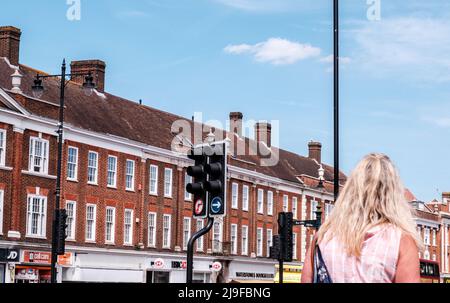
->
[269,235,281,259]
[55,209,68,255]
[278,212,293,262]
[206,143,227,217]
[186,147,208,218]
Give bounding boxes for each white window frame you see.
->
[85,204,97,242]
[87,151,98,185]
[432,229,437,246]
[185,173,193,201]
[310,200,318,220]
[67,146,78,181]
[196,219,204,251]
[424,228,431,246]
[242,185,249,211]
[164,168,173,198]
[231,183,239,209]
[230,224,238,255]
[28,136,49,174]
[212,221,223,253]
[149,165,158,195]
[267,229,273,257]
[293,233,298,260]
[65,200,76,240]
[148,212,157,247]
[0,190,4,235]
[183,217,191,251]
[125,160,135,191]
[26,194,47,238]
[124,209,133,245]
[0,129,6,166]
[105,206,116,244]
[257,189,264,214]
[107,156,118,188]
[292,197,298,219]
[256,227,263,257]
[283,195,289,212]
[267,191,273,216]
[162,214,171,249]
[241,225,248,255]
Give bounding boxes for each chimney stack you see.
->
[0,26,21,66]
[229,112,243,137]
[70,60,106,92]
[255,122,272,148]
[308,141,322,163]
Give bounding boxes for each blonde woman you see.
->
[301,153,423,283]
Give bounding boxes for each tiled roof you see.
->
[0,57,346,189]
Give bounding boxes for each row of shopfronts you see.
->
[0,244,285,283]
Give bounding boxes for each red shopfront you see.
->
[15,251,52,283]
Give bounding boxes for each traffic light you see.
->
[278,212,293,262]
[55,209,68,255]
[205,143,227,217]
[269,235,281,259]
[186,147,208,219]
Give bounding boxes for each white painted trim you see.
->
[0,166,13,171]
[21,170,57,180]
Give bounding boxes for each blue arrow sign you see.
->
[210,197,222,214]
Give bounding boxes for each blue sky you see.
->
[1,0,450,201]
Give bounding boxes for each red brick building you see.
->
[0,26,343,283]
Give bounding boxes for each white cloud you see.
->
[212,0,323,12]
[224,38,321,65]
[349,17,450,82]
[422,117,450,128]
[319,55,351,64]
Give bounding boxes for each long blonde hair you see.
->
[317,153,423,257]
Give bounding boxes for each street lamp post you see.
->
[31,59,96,283]
[333,0,340,201]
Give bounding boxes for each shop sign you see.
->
[57,252,74,266]
[235,272,274,279]
[0,248,20,262]
[211,262,222,272]
[172,261,187,269]
[22,251,51,264]
[152,258,165,269]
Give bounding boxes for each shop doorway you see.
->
[146,271,170,283]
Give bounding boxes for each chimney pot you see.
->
[308,141,322,163]
[0,26,21,66]
[70,60,106,92]
[255,121,272,148]
[229,112,243,136]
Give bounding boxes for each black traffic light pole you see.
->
[186,217,214,283]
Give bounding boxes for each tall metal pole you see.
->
[333,0,340,201]
[186,218,214,283]
[51,59,66,283]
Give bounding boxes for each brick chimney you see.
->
[70,60,106,92]
[0,26,21,66]
[255,122,272,148]
[229,112,243,137]
[308,141,322,163]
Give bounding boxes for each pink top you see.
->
[319,224,402,283]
